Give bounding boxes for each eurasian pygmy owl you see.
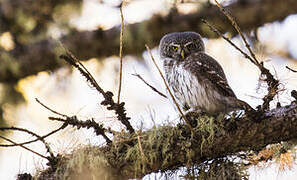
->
[159,31,251,115]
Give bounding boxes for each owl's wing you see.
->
[184,52,236,98]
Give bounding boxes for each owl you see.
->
[159,31,251,115]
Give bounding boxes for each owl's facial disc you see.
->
[159,31,205,61]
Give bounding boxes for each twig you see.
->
[0,127,54,157]
[59,43,106,95]
[0,124,66,147]
[286,66,297,73]
[49,116,112,144]
[214,0,259,66]
[59,53,135,134]
[132,73,167,98]
[35,98,113,144]
[0,135,48,160]
[117,1,125,104]
[201,19,254,65]
[145,45,193,131]
[137,134,148,173]
[214,1,279,111]
[36,98,67,117]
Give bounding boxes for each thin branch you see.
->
[215,0,259,66]
[49,116,112,144]
[36,98,67,117]
[58,41,106,95]
[137,134,148,173]
[59,53,135,134]
[117,1,125,104]
[0,124,66,147]
[35,97,113,144]
[145,45,193,131]
[62,48,106,95]
[201,19,254,65]
[214,1,280,111]
[0,127,54,157]
[132,73,167,99]
[0,135,48,160]
[286,66,297,73]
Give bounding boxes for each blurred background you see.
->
[0,0,297,179]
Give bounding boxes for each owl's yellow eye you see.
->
[171,46,178,52]
[186,43,195,50]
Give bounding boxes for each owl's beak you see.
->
[181,49,185,59]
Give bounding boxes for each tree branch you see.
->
[36,103,297,179]
[2,0,297,83]
[104,104,297,178]
[60,53,135,134]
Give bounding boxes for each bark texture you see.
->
[1,0,297,83]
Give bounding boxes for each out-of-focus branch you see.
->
[286,66,297,73]
[0,126,54,157]
[2,0,297,83]
[0,135,48,159]
[117,1,125,104]
[0,124,66,147]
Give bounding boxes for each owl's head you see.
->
[159,31,205,61]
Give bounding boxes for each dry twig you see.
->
[117,1,125,104]
[137,134,148,173]
[286,66,297,73]
[214,0,259,66]
[36,98,112,144]
[60,52,134,134]
[145,45,193,131]
[132,73,167,98]
[36,98,67,117]
[0,135,48,160]
[201,19,254,64]
[213,0,280,111]
[0,126,54,157]
[0,124,66,147]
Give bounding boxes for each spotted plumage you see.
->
[159,31,251,114]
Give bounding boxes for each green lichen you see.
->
[34,113,251,179]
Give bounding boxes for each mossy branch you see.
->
[36,103,297,179]
[49,116,112,144]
